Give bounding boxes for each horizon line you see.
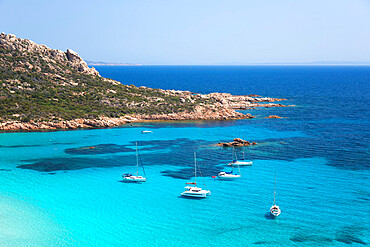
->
[90,63,370,66]
[87,60,370,66]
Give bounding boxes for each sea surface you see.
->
[1,66,369,246]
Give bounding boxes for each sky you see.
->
[1,0,370,65]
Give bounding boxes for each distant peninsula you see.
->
[86,60,141,66]
[0,33,289,131]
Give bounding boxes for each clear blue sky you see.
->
[1,0,369,65]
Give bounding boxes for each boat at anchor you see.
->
[228,147,253,166]
[270,171,281,217]
[122,142,147,182]
[218,160,241,179]
[181,153,211,198]
[217,171,241,179]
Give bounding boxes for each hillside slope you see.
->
[0,33,287,130]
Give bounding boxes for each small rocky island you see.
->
[217,138,257,147]
[0,33,290,131]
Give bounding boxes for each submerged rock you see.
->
[265,115,283,119]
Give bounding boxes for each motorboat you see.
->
[181,153,211,198]
[141,130,153,133]
[122,142,147,182]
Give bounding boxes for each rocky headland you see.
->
[0,33,291,131]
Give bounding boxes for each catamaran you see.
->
[181,153,211,198]
[122,142,147,182]
[270,171,281,217]
[228,147,253,166]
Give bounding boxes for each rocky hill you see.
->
[0,33,288,130]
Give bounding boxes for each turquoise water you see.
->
[1,66,369,246]
[1,125,368,246]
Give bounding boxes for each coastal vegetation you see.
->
[0,33,287,130]
[0,34,212,123]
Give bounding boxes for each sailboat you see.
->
[228,147,253,166]
[122,142,147,182]
[270,171,281,217]
[218,161,241,179]
[181,153,211,198]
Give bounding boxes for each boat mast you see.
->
[273,170,277,205]
[194,152,197,185]
[137,145,147,178]
[243,146,245,160]
[136,142,139,176]
[235,148,238,161]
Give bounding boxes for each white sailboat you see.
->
[228,147,253,166]
[181,153,211,198]
[218,161,241,179]
[270,171,281,217]
[122,142,147,182]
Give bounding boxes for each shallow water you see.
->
[1,66,369,246]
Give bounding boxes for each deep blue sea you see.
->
[1,66,369,246]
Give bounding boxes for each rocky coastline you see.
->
[0,33,292,131]
[0,92,287,131]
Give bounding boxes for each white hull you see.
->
[270,205,281,217]
[218,175,241,179]
[122,176,146,182]
[270,211,280,217]
[218,172,241,179]
[229,160,252,166]
[181,192,207,198]
[181,186,211,198]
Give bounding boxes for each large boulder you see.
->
[66,49,99,75]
